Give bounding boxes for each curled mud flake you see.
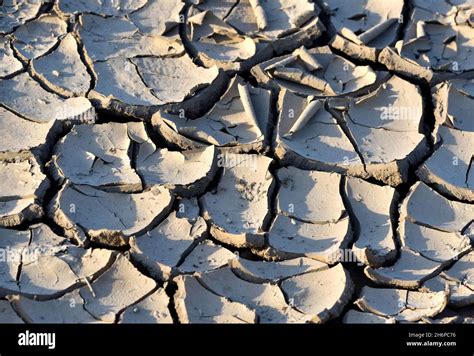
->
[355,285,448,322]
[397,1,474,73]
[0,224,114,300]
[433,79,474,132]
[0,0,42,34]
[280,264,354,323]
[174,274,257,324]
[59,0,148,16]
[91,54,220,115]
[78,14,184,62]
[267,215,351,264]
[92,58,163,107]
[186,9,257,67]
[324,0,403,48]
[0,158,48,228]
[276,167,345,223]
[129,0,184,36]
[0,72,96,125]
[50,122,142,193]
[198,267,310,323]
[31,34,91,97]
[130,211,207,281]
[322,0,403,62]
[0,228,30,295]
[341,75,428,185]
[442,251,474,291]
[230,256,328,284]
[136,141,218,197]
[365,247,445,289]
[399,220,471,263]
[342,310,395,324]
[399,182,474,235]
[49,184,174,247]
[177,240,235,274]
[423,275,474,309]
[13,14,67,60]
[418,127,473,202]
[152,76,272,153]
[186,0,324,71]
[226,0,317,40]
[119,289,172,324]
[10,289,99,323]
[0,36,22,77]
[252,46,381,97]
[79,254,156,323]
[200,153,274,248]
[345,177,397,267]
[274,90,363,175]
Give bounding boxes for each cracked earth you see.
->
[0,0,473,324]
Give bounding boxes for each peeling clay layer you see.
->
[185,0,325,71]
[200,153,274,248]
[0,0,473,325]
[0,224,115,301]
[0,158,49,227]
[324,0,404,48]
[252,46,383,97]
[378,0,474,81]
[418,78,474,201]
[50,184,174,247]
[152,76,272,153]
[274,74,428,186]
[345,176,397,268]
[323,0,404,62]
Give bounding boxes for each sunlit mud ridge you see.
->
[0,0,472,324]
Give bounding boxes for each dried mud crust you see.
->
[0,0,473,324]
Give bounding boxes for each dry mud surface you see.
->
[0,0,473,324]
